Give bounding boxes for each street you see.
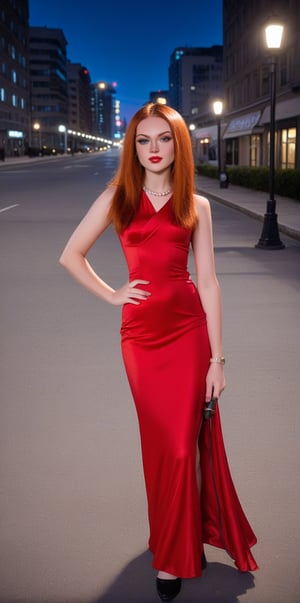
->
[1,150,300,603]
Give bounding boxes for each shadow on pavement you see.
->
[93,550,256,603]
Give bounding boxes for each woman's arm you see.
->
[59,188,150,306]
[192,194,226,400]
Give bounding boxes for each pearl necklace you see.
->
[143,185,172,197]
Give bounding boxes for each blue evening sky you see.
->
[28,0,223,123]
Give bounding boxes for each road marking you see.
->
[0,204,20,213]
[63,163,87,169]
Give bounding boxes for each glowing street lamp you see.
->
[33,121,41,148]
[58,124,67,153]
[256,21,284,249]
[213,100,224,187]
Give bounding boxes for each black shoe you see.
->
[156,577,182,601]
[201,552,207,570]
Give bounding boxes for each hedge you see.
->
[196,165,300,201]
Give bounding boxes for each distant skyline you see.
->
[28,0,223,123]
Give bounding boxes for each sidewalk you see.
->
[0,153,67,167]
[1,154,299,242]
[195,173,300,242]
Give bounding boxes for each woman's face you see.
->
[135,117,175,172]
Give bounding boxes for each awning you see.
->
[223,111,261,138]
[194,124,218,139]
[260,97,300,124]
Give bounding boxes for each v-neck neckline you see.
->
[143,190,172,214]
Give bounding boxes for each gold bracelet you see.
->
[210,356,225,365]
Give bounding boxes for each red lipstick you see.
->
[149,156,162,163]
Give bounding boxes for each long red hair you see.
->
[108,103,197,233]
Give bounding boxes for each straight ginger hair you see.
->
[108,103,198,233]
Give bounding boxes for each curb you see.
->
[197,187,300,243]
[0,154,68,167]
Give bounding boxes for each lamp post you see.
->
[256,22,284,249]
[33,122,41,150]
[58,124,67,153]
[213,100,223,186]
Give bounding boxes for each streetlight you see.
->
[213,100,224,187]
[58,124,67,153]
[33,122,41,149]
[256,21,285,249]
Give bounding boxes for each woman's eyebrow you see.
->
[136,130,172,137]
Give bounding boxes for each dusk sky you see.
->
[28,0,223,123]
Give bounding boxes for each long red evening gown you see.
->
[119,191,258,578]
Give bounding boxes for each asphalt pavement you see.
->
[2,154,299,241]
[0,152,300,603]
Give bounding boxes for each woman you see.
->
[59,103,258,601]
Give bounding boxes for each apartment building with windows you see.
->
[0,0,30,157]
[66,62,93,150]
[168,45,224,164]
[91,81,117,141]
[29,26,68,152]
[223,0,300,169]
[169,45,224,123]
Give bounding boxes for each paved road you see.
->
[1,151,300,603]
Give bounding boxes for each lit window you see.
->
[0,87,5,101]
[281,128,296,169]
[250,135,261,167]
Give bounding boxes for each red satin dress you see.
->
[119,191,258,578]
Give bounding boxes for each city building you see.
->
[67,63,92,133]
[66,62,94,151]
[222,0,300,169]
[168,45,224,124]
[1,4,124,156]
[29,26,68,153]
[0,0,30,157]
[91,81,117,141]
[168,45,224,164]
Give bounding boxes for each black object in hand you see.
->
[203,396,218,420]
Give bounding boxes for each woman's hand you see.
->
[110,279,151,306]
[205,363,226,401]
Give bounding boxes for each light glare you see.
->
[213,100,223,115]
[265,24,283,49]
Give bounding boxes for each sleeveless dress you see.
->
[119,191,258,578]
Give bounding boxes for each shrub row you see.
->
[196,164,300,200]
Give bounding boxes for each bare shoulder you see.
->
[72,185,117,237]
[193,193,211,218]
[192,194,214,251]
[92,184,116,210]
[81,185,117,228]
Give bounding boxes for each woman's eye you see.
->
[137,138,149,145]
[161,136,172,143]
